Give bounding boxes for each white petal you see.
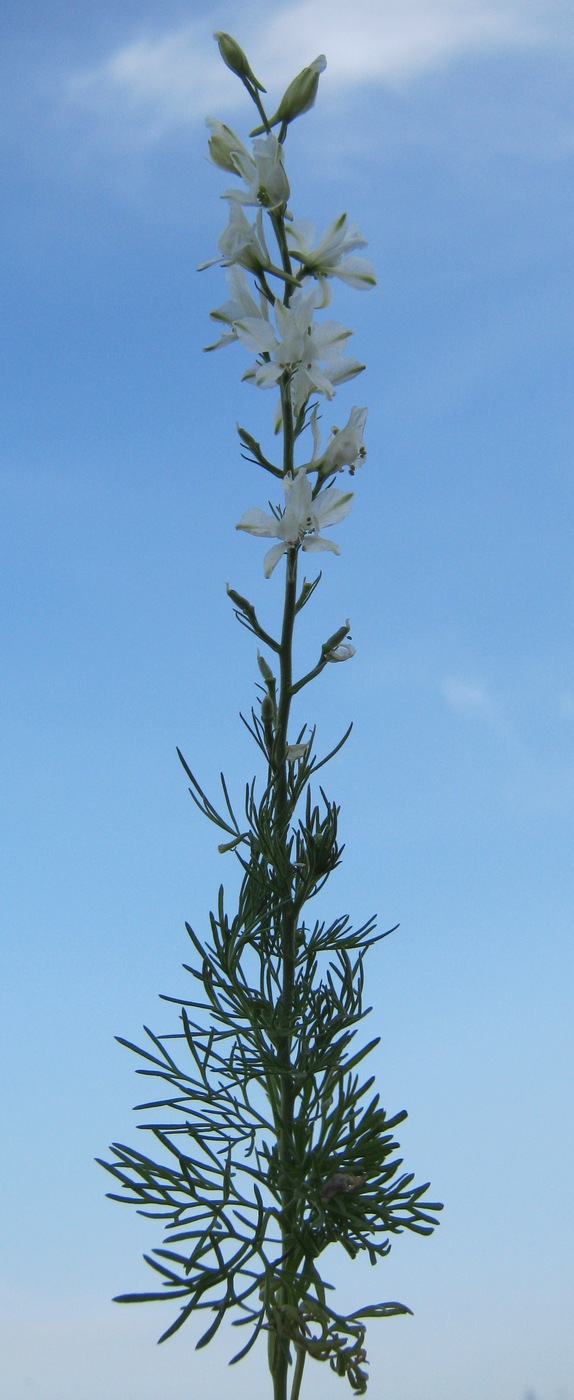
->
[334,256,377,288]
[263,541,288,577]
[286,741,310,761]
[236,507,278,537]
[311,319,352,350]
[285,467,313,515]
[315,487,353,527]
[301,537,340,556]
[233,317,277,353]
[286,218,315,256]
[326,357,365,385]
[204,330,237,351]
[253,361,283,388]
[326,642,356,661]
[304,364,337,399]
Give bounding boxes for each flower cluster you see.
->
[202,53,376,608]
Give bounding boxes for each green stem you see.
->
[290,1346,307,1400]
[249,86,272,134]
[267,197,301,1394]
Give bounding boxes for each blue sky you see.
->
[1,2,573,1398]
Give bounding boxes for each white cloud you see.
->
[257,0,562,86]
[68,0,571,139]
[441,675,497,719]
[68,19,228,139]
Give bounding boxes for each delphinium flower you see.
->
[287,214,376,305]
[237,466,353,577]
[233,283,365,413]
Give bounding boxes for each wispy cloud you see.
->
[68,0,571,140]
[67,19,228,141]
[440,675,498,720]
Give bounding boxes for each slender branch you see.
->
[291,653,328,696]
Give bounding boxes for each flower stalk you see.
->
[100,34,441,1400]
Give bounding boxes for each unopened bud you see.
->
[205,118,251,175]
[261,692,275,725]
[257,650,275,685]
[214,32,266,92]
[322,620,351,657]
[250,55,327,135]
[218,832,247,853]
[226,583,256,622]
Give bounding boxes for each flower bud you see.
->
[322,620,353,661]
[323,624,350,655]
[261,691,275,725]
[279,53,326,121]
[214,31,266,92]
[218,832,248,853]
[250,55,327,135]
[205,118,252,175]
[257,650,275,685]
[226,583,256,622]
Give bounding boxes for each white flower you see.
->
[233,284,364,414]
[252,135,290,209]
[286,741,310,762]
[287,214,376,305]
[236,467,353,578]
[325,641,356,662]
[321,619,355,661]
[198,204,269,274]
[322,407,368,474]
[205,118,252,175]
[205,266,269,351]
[217,204,269,272]
[224,133,290,211]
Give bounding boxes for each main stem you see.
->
[249,183,305,1400]
[271,508,299,1400]
[270,212,301,1398]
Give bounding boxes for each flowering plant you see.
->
[101,33,441,1400]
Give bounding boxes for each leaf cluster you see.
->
[100,751,441,1391]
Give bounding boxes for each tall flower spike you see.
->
[101,35,442,1400]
